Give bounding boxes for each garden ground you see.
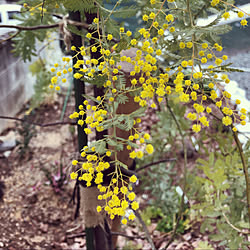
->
[0,87,245,249]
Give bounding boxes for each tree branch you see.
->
[136,158,176,173]
[0,115,76,127]
[0,19,89,31]
[0,23,59,30]
[68,20,90,29]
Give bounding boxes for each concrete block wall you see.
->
[0,39,34,132]
[0,31,65,133]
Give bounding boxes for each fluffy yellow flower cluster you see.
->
[70,146,111,186]
[174,41,247,132]
[50,1,249,223]
[211,1,248,27]
[128,132,154,159]
[96,174,139,224]
[70,146,139,223]
[23,2,47,16]
[49,57,72,90]
[69,100,107,133]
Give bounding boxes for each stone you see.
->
[0,139,16,152]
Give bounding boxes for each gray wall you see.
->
[0,39,34,132]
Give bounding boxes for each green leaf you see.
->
[94,140,106,154]
[200,219,214,233]
[116,94,129,105]
[116,160,128,170]
[106,137,117,147]
[208,152,214,166]
[66,24,85,37]
[209,234,225,242]
[112,5,138,18]
[127,140,139,149]
[62,0,97,12]
[129,107,147,118]
[116,37,130,53]
[29,59,45,75]
[196,158,209,167]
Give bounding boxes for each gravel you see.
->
[218,48,250,145]
[224,49,250,101]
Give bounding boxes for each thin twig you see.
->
[134,210,156,250]
[66,231,147,240]
[136,158,176,172]
[66,224,82,233]
[164,99,188,249]
[67,232,86,239]
[0,115,76,127]
[222,212,249,234]
[232,131,250,224]
[111,231,146,240]
[0,30,20,44]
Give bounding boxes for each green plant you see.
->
[188,137,250,248]
[195,241,213,250]
[141,205,188,233]
[16,115,37,159]
[139,98,190,232]
[29,59,55,110]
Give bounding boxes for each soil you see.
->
[0,96,84,249]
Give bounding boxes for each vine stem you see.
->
[164,99,188,249]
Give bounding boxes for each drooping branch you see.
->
[167,76,250,224]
